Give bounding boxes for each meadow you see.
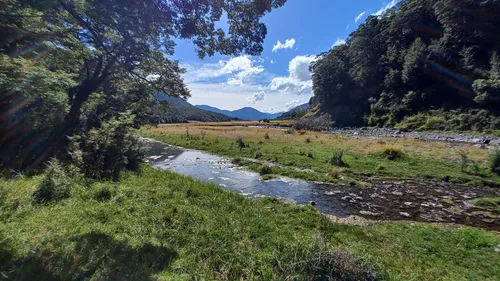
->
[1,166,499,280]
[141,123,500,187]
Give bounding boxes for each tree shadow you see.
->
[2,231,177,281]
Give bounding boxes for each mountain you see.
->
[154,95,234,123]
[277,103,310,120]
[195,105,282,120]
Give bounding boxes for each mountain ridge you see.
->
[195,104,283,120]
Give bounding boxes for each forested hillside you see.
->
[154,95,233,123]
[311,0,500,131]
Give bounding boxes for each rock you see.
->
[403,202,413,207]
[399,212,411,218]
[392,191,404,196]
[495,245,500,252]
[360,210,382,216]
[471,138,482,143]
[325,191,341,196]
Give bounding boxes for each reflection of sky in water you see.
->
[143,139,348,217]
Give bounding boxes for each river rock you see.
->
[360,210,382,216]
[399,212,411,218]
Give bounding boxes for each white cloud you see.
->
[270,60,276,64]
[346,24,350,30]
[355,11,366,23]
[332,38,346,48]
[374,0,398,16]
[182,55,263,85]
[247,91,266,104]
[272,38,296,52]
[269,55,317,95]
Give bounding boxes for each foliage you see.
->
[375,145,404,161]
[235,136,246,149]
[311,0,500,128]
[490,149,500,175]
[292,114,333,131]
[469,197,500,211]
[264,133,270,140]
[32,159,76,203]
[331,150,348,167]
[0,0,287,174]
[259,164,273,176]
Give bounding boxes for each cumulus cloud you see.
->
[332,38,346,48]
[355,11,366,23]
[269,55,317,95]
[247,91,266,104]
[374,0,398,16]
[272,38,296,52]
[182,55,263,85]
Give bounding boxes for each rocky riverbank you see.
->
[328,128,500,147]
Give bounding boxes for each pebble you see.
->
[399,212,411,218]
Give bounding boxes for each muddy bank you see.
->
[142,138,500,230]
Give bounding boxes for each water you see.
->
[142,138,350,217]
[142,138,500,230]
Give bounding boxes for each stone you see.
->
[360,210,382,216]
[399,212,411,218]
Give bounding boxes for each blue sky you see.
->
[175,0,399,113]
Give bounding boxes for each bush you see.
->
[490,149,500,175]
[305,137,311,143]
[32,159,74,203]
[264,133,270,140]
[94,185,114,201]
[330,168,344,179]
[458,150,470,171]
[235,136,245,148]
[292,114,333,131]
[231,157,242,165]
[259,164,273,175]
[255,152,263,159]
[376,145,404,160]
[71,114,144,181]
[331,150,348,167]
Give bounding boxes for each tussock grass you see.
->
[470,197,500,211]
[0,166,499,280]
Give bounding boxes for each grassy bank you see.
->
[141,125,500,187]
[1,166,499,280]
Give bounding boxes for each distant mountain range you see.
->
[154,95,234,123]
[195,105,283,120]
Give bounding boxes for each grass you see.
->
[469,197,500,211]
[141,125,500,187]
[1,166,499,280]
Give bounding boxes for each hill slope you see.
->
[196,105,282,120]
[155,95,234,123]
[278,103,309,119]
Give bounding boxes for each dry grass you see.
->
[145,124,490,163]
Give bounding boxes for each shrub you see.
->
[231,157,242,165]
[94,185,113,201]
[458,150,470,171]
[376,145,404,160]
[33,159,73,203]
[305,137,311,143]
[285,128,294,134]
[255,152,263,159]
[490,149,500,175]
[264,133,270,140]
[308,152,314,158]
[259,164,273,175]
[330,168,344,179]
[283,249,378,281]
[71,114,144,181]
[292,114,333,131]
[235,136,245,148]
[331,150,348,167]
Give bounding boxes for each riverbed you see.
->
[143,138,500,230]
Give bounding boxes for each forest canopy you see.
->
[311,0,500,130]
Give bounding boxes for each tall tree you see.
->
[0,0,287,172]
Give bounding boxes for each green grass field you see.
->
[141,125,500,187]
[1,166,499,280]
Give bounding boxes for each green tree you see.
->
[0,0,287,173]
